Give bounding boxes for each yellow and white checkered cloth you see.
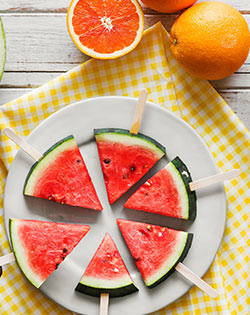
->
[0,22,249,315]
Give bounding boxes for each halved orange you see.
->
[67,0,144,59]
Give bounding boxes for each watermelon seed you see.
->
[76,159,81,164]
[104,158,111,164]
[145,192,149,196]
[130,165,136,171]
[60,198,66,205]
[147,225,152,231]
[63,248,68,253]
[102,259,108,263]
[55,263,60,269]
[139,229,148,236]
[135,257,141,262]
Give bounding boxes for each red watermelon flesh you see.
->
[94,129,166,204]
[124,156,197,220]
[125,167,181,216]
[24,135,102,210]
[83,233,129,280]
[117,219,193,288]
[76,233,138,297]
[10,218,90,288]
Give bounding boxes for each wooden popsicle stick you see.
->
[175,262,218,298]
[189,169,240,191]
[130,89,148,135]
[100,293,109,315]
[0,253,16,266]
[3,127,43,161]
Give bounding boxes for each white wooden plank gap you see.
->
[1,71,250,90]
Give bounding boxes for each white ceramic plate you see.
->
[4,96,226,315]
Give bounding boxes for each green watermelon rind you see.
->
[76,279,138,298]
[9,218,43,288]
[147,233,193,288]
[94,128,166,158]
[171,156,197,221]
[0,17,6,81]
[23,135,75,195]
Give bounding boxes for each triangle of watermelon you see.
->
[76,233,138,297]
[24,135,103,210]
[94,128,166,204]
[124,157,197,220]
[117,219,193,288]
[9,218,90,288]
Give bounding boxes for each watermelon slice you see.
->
[94,128,166,204]
[24,135,102,210]
[117,219,193,288]
[76,233,138,298]
[0,17,6,81]
[124,156,197,220]
[9,218,90,288]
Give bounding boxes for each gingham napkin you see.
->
[0,22,249,315]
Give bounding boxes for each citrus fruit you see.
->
[0,17,6,81]
[67,0,144,59]
[141,0,198,13]
[169,1,250,80]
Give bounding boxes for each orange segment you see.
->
[67,0,144,59]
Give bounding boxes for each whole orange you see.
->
[170,1,250,80]
[141,0,198,13]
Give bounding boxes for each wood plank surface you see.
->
[0,0,249,13]
[1,14,250,74]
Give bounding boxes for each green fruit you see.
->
[0,17,6,81]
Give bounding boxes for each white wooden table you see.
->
[0,0,249,130]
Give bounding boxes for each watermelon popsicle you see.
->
[3,128,103,210]
[94,90,166,205]
[125,156,240,220]
[117,219,193,288]
[9,218,90,288]
[94,128,166,204]
[75,233,138,315]
[124,156,197,220]
[117,219,218,297]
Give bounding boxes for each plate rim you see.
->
[3,95,227,315]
